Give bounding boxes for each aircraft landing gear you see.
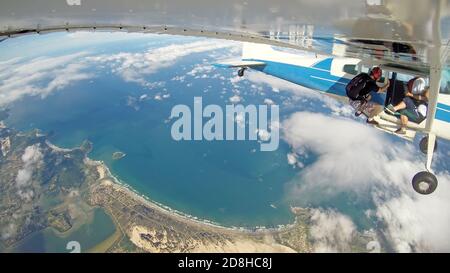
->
[412,171,438,195]
[411,53,441,195]
[419,136,437,155]
[237,67,246,77]
[413,133,438,195]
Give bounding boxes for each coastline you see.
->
[7,121,299,234]
[85,157,298,234]
[1,123,309,252]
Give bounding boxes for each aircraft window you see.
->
[395,73,416,82]
[361,65,371,73]
[440,81,450,94]
[441,69,450,94]
[343,64,358,75]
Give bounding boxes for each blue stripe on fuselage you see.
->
[312,58,333,70]
[437,103,450,112]
[436,107,450,123]
[243,58,386,105]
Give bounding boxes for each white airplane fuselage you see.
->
[239,43,450,141]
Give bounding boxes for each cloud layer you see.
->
[309,208,357,252]
[244,71,354,117]
[0,52,93,106]
[0,37,239,106]
[88,40,237,88]
[16,144,43,202]
[282,111,450,252]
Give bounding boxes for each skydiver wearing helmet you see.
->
[346,67,390,126]
[385,77,429,134]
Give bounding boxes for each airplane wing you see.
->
[0,0,448,71]
[0,0,448,136]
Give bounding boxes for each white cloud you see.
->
[366,240,381,253]
[257,129,271,141]
[245,71,353,116]
[0,38,239,106]
[89,40,236,88]
[229,95,242,103]
[287,152,297,165]
[15,169,33,188]
[283,112,405,193]
[171,75,186,82]
[17,189,35,201]
[230,76,244,86]
[1,223,16,240]
[0,52,93,106]
[15,144,43,202]
[287,152,298,166]
[246,71,317,97]
[139,94,149,101]
[235,112,245,127]
[126,96,141,111]
[0,57,23,75]
[187,64,215,78]
[282,111,450,252]
[66,31,149,42]
[375,190,450,252]
[309,208,357,252]
[144,81,166,89]
[21,144,43,170]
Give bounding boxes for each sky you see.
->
[0,32,449,252]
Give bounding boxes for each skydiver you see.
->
[385,77,429,134]
[346,67,390,126]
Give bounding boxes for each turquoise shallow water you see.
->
[10,208,115,253]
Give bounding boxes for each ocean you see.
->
[5,36,304,227]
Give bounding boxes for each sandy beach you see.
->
[85,158,313,253]
[129,225,296,253]
[92,159,297,234]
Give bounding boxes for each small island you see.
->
[112,151,126,160]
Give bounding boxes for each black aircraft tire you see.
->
[412,171,438,195]
[238,68,245,77]
[419,136,437,155]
